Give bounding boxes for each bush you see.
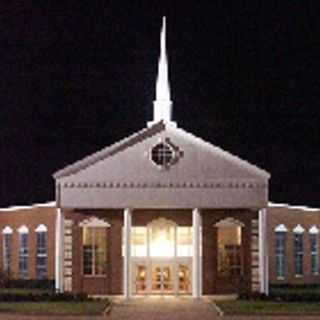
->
[0,291,91,302]
[269,284,320,302]
[5,279,55,290]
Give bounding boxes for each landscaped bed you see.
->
[215,300,320,316]
[0,300,109,316]
[0,281,110,316]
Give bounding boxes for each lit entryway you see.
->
[133,261,192,295]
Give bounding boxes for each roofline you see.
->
[268,201,320,212]
[173,127,271,179]
[0,201,56,212]
[53,121,166,179]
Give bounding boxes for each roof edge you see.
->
[0,201,56,212]
[53,121,166,179]
[268,201,320,212]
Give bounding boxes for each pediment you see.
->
[54,122,269,209]
[55,122,269,185]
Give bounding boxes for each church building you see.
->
[0,17,319,298]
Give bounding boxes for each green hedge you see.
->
[269,284,320,302]
[5,279,55,290]
[0,292,91,302]
[239,285,320,302]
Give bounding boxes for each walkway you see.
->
[110,296,218,320]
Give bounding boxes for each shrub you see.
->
[5,279,55,290]
[0,291,91,302]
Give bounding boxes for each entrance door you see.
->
[151,265,174,294]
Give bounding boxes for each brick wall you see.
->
[0,205,56,280]
[267,205,320,285]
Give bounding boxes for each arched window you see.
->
[35,224,48,279]
[18,225,29,279]
[293,224,305,276]
[215,218,244,277]
[275,224,287,279]
[2,226,13,274]
[309,226,319,275]
[80,217,109,276]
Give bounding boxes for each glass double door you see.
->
[151,265,173,294]
[133,261,191,295]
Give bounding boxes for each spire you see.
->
[149,16,176,126]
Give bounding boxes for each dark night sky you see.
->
[1,2,319,207]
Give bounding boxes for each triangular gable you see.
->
[53,121,166,179]
[55,122,269,209]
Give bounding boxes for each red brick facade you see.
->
[1,202,320,294]
[267,205,320,285]
[0,204,56,280]
[63,208,255,295]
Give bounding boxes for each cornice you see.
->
[59,180,268,189]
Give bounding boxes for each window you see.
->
[275,231,286,278]
[177,227,193,257]
[2,227,13,274]
[151,143,174,167]
[18,226,29,279]
[217,223,242,277]
[309,226,319,275]
[294,230,304,276]
[83,227,106,275]
[131,227,147,257]
[36,225,48,279]
[149,219,175,257]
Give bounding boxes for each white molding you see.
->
[274,224,288,232]
[35,224,48,232]
[55,208,64,292]
[2,226,13,234]
[0,201,56,212]
[17,225,29,234]
[123,208,132,299]
[214,217,245,228]
[309,226,319,234]
[268,202,320,212]
[79,216,110,228]
[192,208,201,298]
[293,224,305,234]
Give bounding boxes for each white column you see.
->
[259,208,268,295]
[55,208,64,292]
[192,208,201,298]
[123,208,132,299]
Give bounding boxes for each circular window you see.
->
[151,143,174,167]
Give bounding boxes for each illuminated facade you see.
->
[0,18,319,295]
[51,17,269,298]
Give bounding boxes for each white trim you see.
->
[192,208,201,298]
[173,126,270,179]
[123,208,132,299]
[274,224,288,232]
[268,202,320,212]
[0,201,56,212]
[215,217,245,228]
[259,209,268,295]
[17,225,29,234]
[79,217,110,228]
[293,224,305,234]
[309,226,319,234]
[2,226,13,234]
[35,224,48,233]
[55,208,64,292]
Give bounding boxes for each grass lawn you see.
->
[215,300,320,316]
[0,301,109,316]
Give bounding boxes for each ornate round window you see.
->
[151,143,174,167]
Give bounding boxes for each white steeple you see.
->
[149,16,176,127]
